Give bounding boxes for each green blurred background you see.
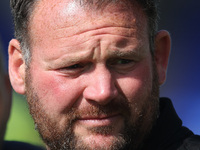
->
[5,92,45,147]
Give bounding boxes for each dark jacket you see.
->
[143,98,200,150]
[2,141,45,150]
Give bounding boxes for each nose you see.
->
[83,65,118,105]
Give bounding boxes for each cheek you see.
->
[30,69,83,113]
[117,61,153,101]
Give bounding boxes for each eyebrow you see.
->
[47,49,94,69]
[107,48,144,61]
[109,49,137,57]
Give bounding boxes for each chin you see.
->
[73,132,126,150]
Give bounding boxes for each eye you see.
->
[109,58,134,66]
[115,59,133,65]
[66,64,84,69]
[57,63,85,77]
[56,62,93,77]
[108,58,136,73]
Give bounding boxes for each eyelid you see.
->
[108,57,135,64]
[56,62,92,77]
[65,63,84,69]
[107,58,137,73]
[59,63,85,71]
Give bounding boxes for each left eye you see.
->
[116,59,133,65]
[108,58,136,73]
[110,59,134,66]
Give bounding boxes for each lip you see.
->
[76,114,122,127]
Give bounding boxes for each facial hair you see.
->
[25,63,160,150]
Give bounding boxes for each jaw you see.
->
[73,134,126,150]
[72,116,125,149]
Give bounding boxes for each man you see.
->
[8,0,200,150]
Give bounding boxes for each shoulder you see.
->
[3,141,45,150]
[178,135,200,150]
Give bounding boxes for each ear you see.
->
[8,39,26,95]
[154,30,171,85]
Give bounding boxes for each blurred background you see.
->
[0,0,200,147]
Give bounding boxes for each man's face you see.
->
[25,1,160,149]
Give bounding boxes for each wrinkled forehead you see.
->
[31,0,147,31]
[28,0,148,54]
[33,0,144,16]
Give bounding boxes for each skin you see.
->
[0,58,12,149]
[9,0,171,149]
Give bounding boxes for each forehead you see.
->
[30,0,147,38]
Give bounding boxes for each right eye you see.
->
[65,64,84,70]
[57,63,85,77]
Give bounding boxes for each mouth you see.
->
[76,114,123,127]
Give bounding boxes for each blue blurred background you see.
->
[0,0,199,146]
